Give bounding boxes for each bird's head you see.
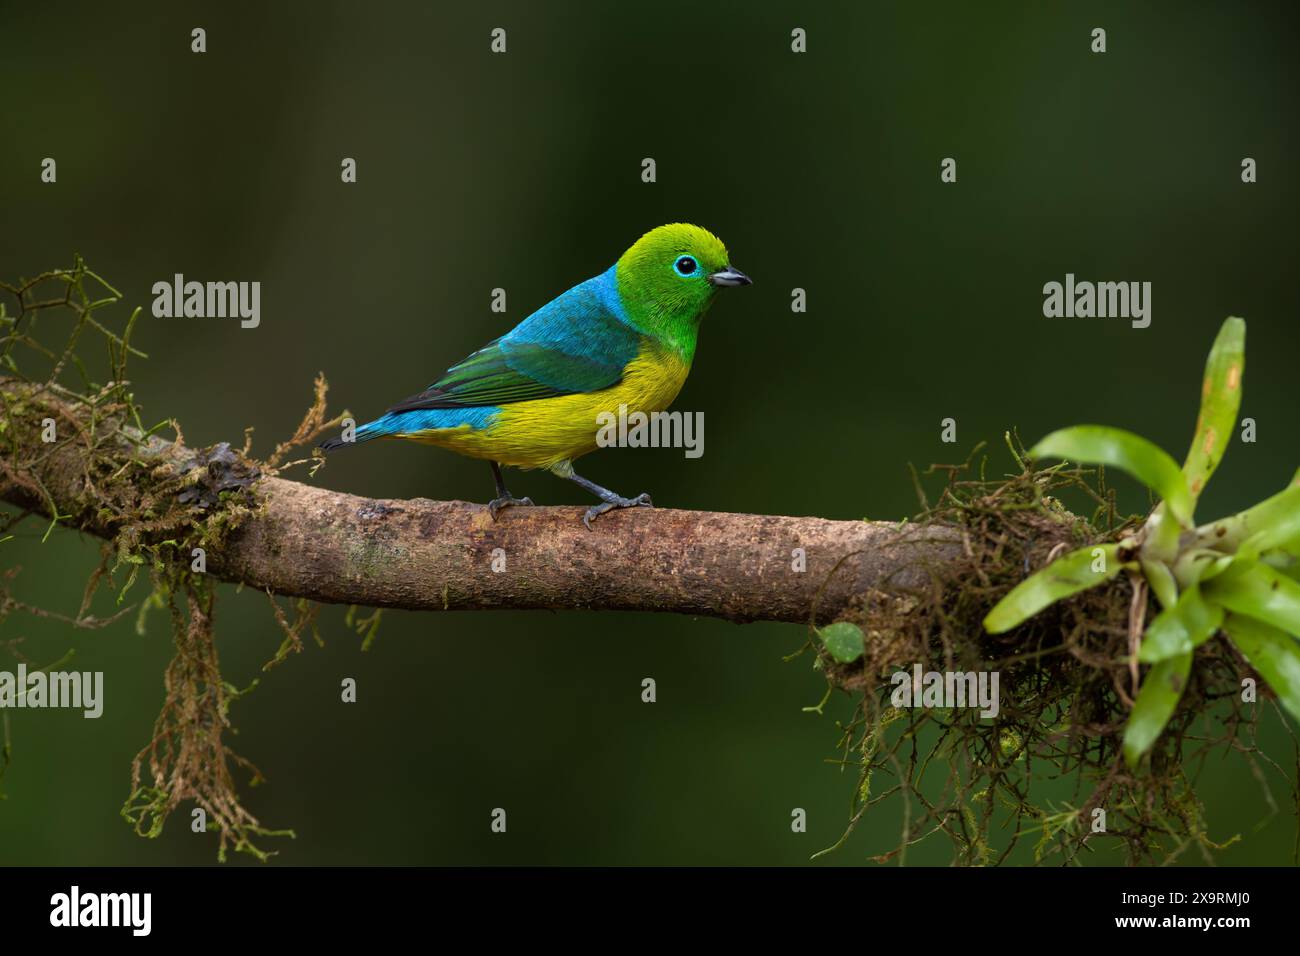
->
[616,223,750,334]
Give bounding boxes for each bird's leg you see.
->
[565,470,653,531]
[487,461,534,520]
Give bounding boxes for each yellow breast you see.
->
[399,343,692,470]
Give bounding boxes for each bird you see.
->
[319,223,751,529]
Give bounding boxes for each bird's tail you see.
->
[317,416,393,453]
[318,435,351,453]
[318,407,477,453]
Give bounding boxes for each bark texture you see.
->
[1,382,959,623]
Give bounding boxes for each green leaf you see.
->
[1205,561,1300,638]
[1223,613,1300,725]
[984,543,1122,634]
[1123,651,1192,768]
[1138,584,1224,663]
[1181,317,1245,503]
[1197,482,1300,555]
[1140,558,1179,609]
[1172,549,1235,587]
[1265,551,1300,581]
[1030,426,1193,525]
[817,621,865,663]
[1237,484,1300,561]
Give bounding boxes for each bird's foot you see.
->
[487,494,534,521]
[582,492,653,531]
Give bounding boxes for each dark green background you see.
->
[2,1,1297,865]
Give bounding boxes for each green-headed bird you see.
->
[319,223,750,528]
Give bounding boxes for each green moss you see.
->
[1,259,336,861]
[804,440,1272,866]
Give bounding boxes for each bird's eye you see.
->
[673,255,698,277]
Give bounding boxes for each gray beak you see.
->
[707,265,752,287]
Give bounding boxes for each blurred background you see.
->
[1,0,1297,865]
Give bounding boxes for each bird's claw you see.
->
[488,494,534,521]
[582,492,653,531]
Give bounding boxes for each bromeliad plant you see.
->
[984,317,1300,768]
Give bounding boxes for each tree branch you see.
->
[1,382,959,624]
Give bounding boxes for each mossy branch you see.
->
[0,378,960,624]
